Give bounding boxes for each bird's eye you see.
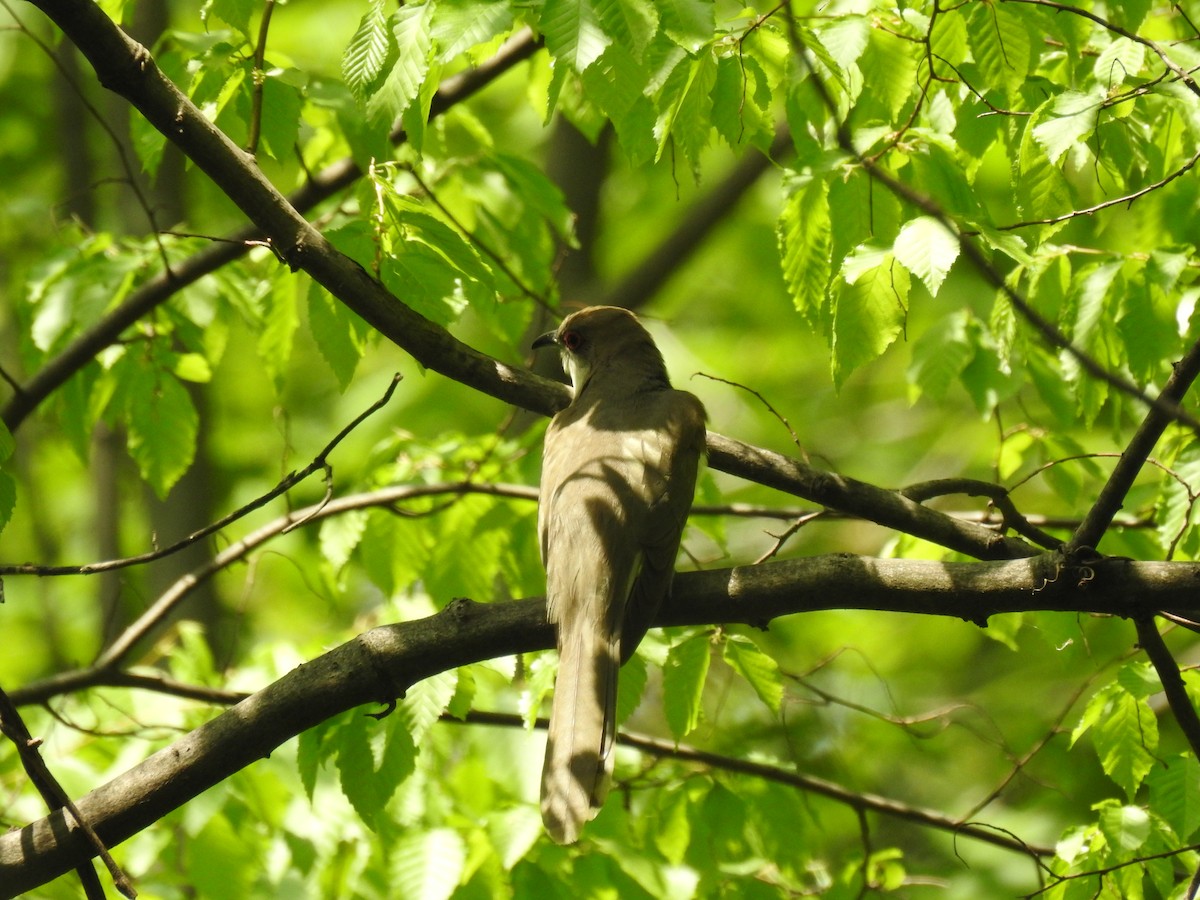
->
[562,330,584,352]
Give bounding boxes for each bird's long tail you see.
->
[540,621,619,844]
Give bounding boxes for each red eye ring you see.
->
[562,330,583,351]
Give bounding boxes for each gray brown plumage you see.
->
[532,306,706,844]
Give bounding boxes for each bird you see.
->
[532,305,706,844]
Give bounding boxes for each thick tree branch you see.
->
[19,1,1034,565]
[2,552,1197,895]
[1,26,541,431]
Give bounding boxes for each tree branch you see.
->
[2,552,1197,894]
[0,26,541,431]
[455,709,1056,858]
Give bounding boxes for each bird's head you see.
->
[533,306,669,397]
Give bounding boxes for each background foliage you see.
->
[4,0,1200,897]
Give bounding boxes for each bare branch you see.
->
[456,709,1056,858]
[0,373,403,577]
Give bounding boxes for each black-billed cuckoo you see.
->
[532,306,706,844]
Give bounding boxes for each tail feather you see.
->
[540,622,619,844]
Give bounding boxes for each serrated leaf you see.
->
[205,0,253,35]
[831,247,909,387]
[0,470,15,536]
[1095,690,1158,799]
[654,51,716,165]
[969,3,1031,96]
[307,283,366,390]
[1094,37,1145,87]
[431,1,516,62]
[258,76,304,161]
[391,828,466,900]
[583,43,657,165]
[296,722,329,801]
[723,635,782,715]
[257,275,298,391]
[663,631,711,739]
[615,651,648,724]
[1032,89,1102,165]
[1098,804,1151,852]
[1156,444,1200,553]
[1149,754,1200,840]
[1116,662,1159,699]
[892,216,959,297]
[342,0,391,103]
[1017,103,1073,221]
[858,27,920,121]
[338,713,416,831]
[399,670,458,741]
[125,364,198,498]
[319,508,368,572]
[540,0,611,72]
[778,178,832,324]
[595,0,659,60]
[488,806,543,870]
[657,0,713,52]
[907,310,973,401]
[366,3,434,125]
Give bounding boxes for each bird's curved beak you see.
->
[532,330,559,350]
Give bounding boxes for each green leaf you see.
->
[334,713,416,830]
[969,3,1031,97]
[657,0,713,52]
[342,0,391,103]
[256,274,298,391]
[307,282,366,390]
[205,0,253,35]
[399,670,458,741]
[1148,754,1200,840]
[654,51,717,166]
[1032,89,1102,165]
[907,310,974,401]
[778,177,832,325]
[124,362,198,498]
[1098,803,1151,853]
[391,828,466,900]
[366,3,434,126]
[318,508,368,573]
[0,470,15,536]
[595,0,659,60]
[431,1,516,62]
[892,216,960,297]
[723,635,782,715]
[663,630,712,739]
[583,43,657,165]
[831,247,909,387]
[1016,103,1073,223]
[858,27,919,121]
[540,0,611,72]
[1093,37,1145,87]
[615,651,648,725]
[258,75,304,161]
[1095,690,1158,799]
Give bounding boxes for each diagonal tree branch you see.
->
[4,552,1199,896]
[20,0,1035,569]
[0,27,541,432]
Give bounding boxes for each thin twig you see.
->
[0,373,402,577]
[246,0,276,156]
[453,709,1055,858]
[0,685,136,897]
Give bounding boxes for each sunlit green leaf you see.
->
[663,630,712,739]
